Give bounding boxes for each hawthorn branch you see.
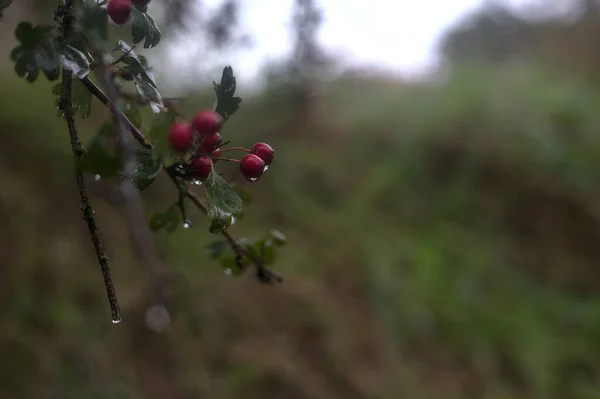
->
[58,0,121,322]
[79,76,282,283]
[93,63,172,323]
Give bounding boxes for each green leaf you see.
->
[75,0,109,50]
[60,45,91,79]
[79,123,120,177]
[148,107,178,156]
[0,0,13,19]
[149,206,180,233]
[231,183,253,205]
[52,78,93,118]
[134,76,163,111]
[270,230,287,246]
[124,102,142,128]
[131,7,161,49]
[205,240,230,260]
[134,148,162,191]
[116,40,157,88]
[11,22,60,83]
[213,66,242,122]
[204,169,244,234]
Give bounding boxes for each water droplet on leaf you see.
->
[112,317,121,324]
[183,221,191,229]
[94,174,101,181]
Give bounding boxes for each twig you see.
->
[94,64,170,316]
[59,0,121,322]
[80,77,152,149]
[111,44,136,66]
[165,168,283,283]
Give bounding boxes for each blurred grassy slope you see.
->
[2,63,600,399]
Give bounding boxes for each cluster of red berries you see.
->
[107,0,151,25]
[168,109,275,182]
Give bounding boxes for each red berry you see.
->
[131,0,151,5]
[168,122,194,153]
[240,154,265,181]
[211,148,221,163]
[251,142,275,165]
[107,0,133,25]
[192,110,222,136]
[188,156,213,181]
[200,132,222,154]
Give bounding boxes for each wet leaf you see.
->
[134,148,162,191]
[213,66,242,122]
[116,40,157,88]
[131,6,161,49]
[204,169,244,234]
[60,44,91,79]
[134,76,163,109]
[79,123,120,177]
[75,0,109,50]
[11,22,60,83]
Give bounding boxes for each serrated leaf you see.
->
[204,169,244,234]
[75,0,109,50]
[149,206,180,233]
[134,148,162,190]
[60,45,91,79]
[11,22,60,83]
[213,66,242,122]
[79,123,120,177]
[148,108,178,156]
[131,7,161,49]
[0,0,13,19]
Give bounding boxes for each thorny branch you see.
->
[59,0,121,322]
[79,76,283,283]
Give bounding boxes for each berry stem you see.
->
[218,146,251,154]
[213,156,241,163]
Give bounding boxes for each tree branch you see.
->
[59,0,121,322]
[93,61,174,330]
[79,75,283,283]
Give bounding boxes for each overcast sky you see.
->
[161,0,575,89]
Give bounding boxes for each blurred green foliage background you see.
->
[3,1,600,398]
